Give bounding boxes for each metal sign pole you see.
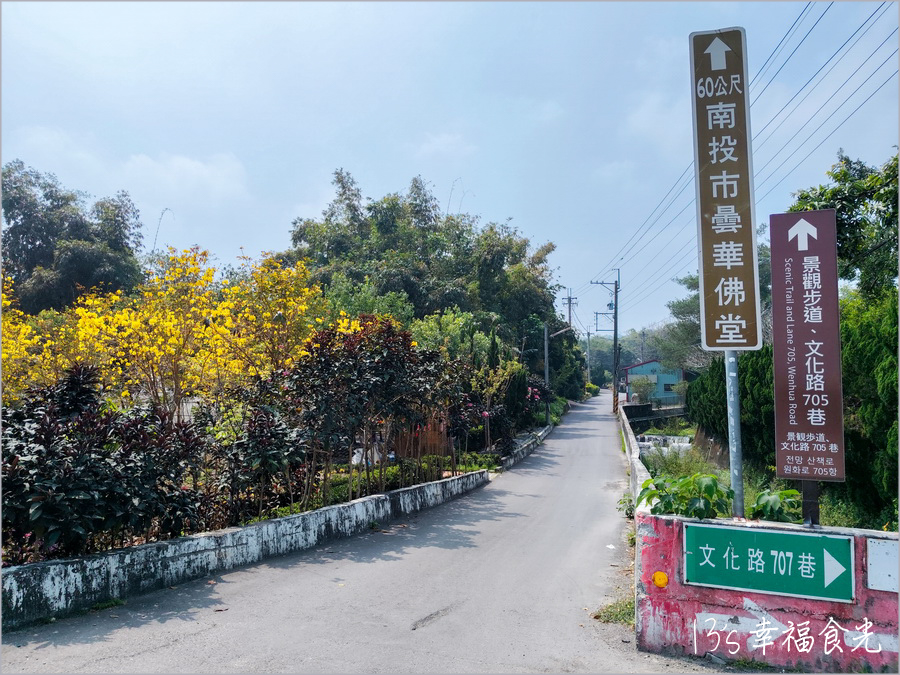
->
[725,350,744,517]
[802,480,820,526]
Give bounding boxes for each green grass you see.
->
[592,596,635,626]
[728,658,790,671]
[642,417,696,437]
[642,444,723,480]
[91,598,125,611]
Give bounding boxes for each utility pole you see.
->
[640,329,646,363]
[591,269,620,413]
[562,288,577,327]
[585,330,591,385]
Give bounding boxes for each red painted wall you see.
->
[636,513,899,672]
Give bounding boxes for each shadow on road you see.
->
[3,470,531,650]
[3,574,231,650]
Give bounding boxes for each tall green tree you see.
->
[839,287,898,510]
[789,151,898,299]
[1,160,143,314]
[285,169,566,384]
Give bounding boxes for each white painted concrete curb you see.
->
[497,424,553,473]
[1,470,489,630]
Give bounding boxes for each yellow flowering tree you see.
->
[27,307,94,391]
[214,254,327,378]
[1,277,41,404]
[74,247,231,417]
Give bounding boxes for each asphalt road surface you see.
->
[2,391,722,673]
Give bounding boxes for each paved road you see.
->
[3,392,719,673]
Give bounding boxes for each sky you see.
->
[2,1,897,335]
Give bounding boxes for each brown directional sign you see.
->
[770,210,845,481]
[690,27,762,350]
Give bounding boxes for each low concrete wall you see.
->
[499,424,552,471]
[1,470,489,631]
[636,513,899,672]
[618,407,899,672]
[620,406,652,505]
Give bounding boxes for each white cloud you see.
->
[122,152,249,205]
[6,126,107,186]
[415,132,478,159]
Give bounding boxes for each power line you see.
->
[622,50,894,313]
[754,28,898,181]
[748,2,812,88]
[621,245,697,307]
[619,49,897,304]
[577,162,693,293]
[756,45,898,191]
[751,2,835,105]
[752,2,891,148]
[758,67,898,202]
[575,5,896,323]
[619,232,696,300]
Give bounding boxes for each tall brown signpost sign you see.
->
[770,210,845,523]
[690,27,762,351]
[690,27,762,517]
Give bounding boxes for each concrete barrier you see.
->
[635,513,898,672]
[618,408,899,672]
[499,424,552,472]
[620,406,652,507]
[1,470,489,631]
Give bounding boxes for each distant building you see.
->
[622,360,684,404]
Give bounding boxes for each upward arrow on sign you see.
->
[705,37,731,70]
[788,218,818,251]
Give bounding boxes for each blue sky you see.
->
[2,1,897,334]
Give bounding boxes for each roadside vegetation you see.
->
[592,597,634,627]
[1,164,590,567]
[626,152,898,532]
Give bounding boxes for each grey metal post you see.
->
[725,350,744,517]
[612,273,619,414]
[544,322,550,426]
[586,331,591,384]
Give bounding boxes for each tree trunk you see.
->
[285,466,294,514]
[323,440,332,507]
[363,426,372,497]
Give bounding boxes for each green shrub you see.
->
[458,452,501,471]
[643,417,695,437]
[749,489,802,523]
[636,473,734,519]
[617,492,635,519]
[528,394,567,427]
[585,382,600,397]
[1,365,208,564]
[642,445,720,480]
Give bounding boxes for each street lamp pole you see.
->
[543,322,575,426]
